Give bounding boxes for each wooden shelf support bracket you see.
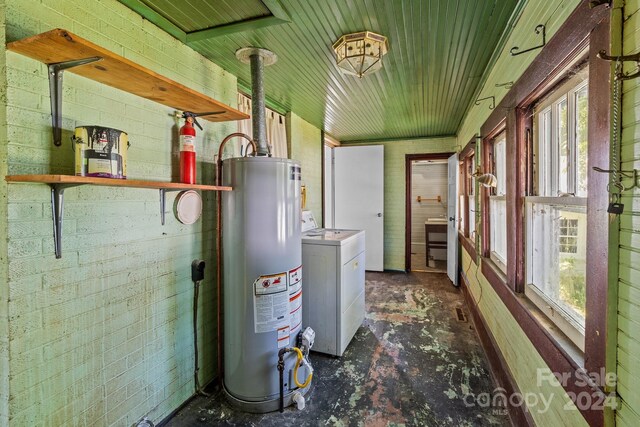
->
[48,57,102,146]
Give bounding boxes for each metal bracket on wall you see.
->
[159,189,183,225]
[510,24,546,56]
[50,183,81,258]
[475,96,495,110]
[593,166,640,191]
[597,50,640,80]
[48,57,102,146]
[495,81,514,89]
[588,0,612,8]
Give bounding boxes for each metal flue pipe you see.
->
[236,47,278,156]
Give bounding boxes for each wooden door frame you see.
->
[405,152,455,272]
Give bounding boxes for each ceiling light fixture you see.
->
[476,173,498,188]
[332,31,389,78]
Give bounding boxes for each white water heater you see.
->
[221,156,311,412]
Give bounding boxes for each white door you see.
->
[334,145,384,271]
[323,145,334,228]
[447,153,459,285]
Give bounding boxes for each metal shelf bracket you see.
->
[159,189,183,225]
[48,57,102,146]
[50,183,82,258]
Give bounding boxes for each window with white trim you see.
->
[489,131,507,270]
[526,67,588,350]
[458,151,476,241]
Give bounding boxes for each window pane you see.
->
[490,198,507,267]
[459,195,466,233]
[495,136,506,196]
[557,98,569,195]
[575,85,589,197]
[469,155,475,196]
[468,195,476,239]
[528,203,586,327]
[538,109,552,196]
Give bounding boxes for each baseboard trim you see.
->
[460,271,535,427]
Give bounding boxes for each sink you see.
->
[425,217,447,223]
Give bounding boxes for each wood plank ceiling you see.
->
[119,0,520,142]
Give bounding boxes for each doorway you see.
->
[405,153,454,272]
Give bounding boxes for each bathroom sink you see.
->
[425,217,447,223]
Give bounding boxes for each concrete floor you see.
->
[165,272,510,427]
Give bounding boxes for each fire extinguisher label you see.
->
[253,272,289,334]
[180,134,195,151]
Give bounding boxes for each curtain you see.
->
[237,92,288,158]
[266,109,287,158]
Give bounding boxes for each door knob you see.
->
[449,217,455,221]
[377,213,383,217]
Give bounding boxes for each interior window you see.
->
[458,152,476,241]
[489,132,507,270]
[468,154,476,240]
[525,66,589,350]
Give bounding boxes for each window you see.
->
[489,131,507,270]
[468,154,476,240]
[237,92,288,158]
[472,7,611,420]
[458,143,476,242]
[525,67,589,350]
[559,218,579,253]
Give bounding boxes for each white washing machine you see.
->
[301,211,366,356]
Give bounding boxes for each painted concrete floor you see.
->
[165,272,510,427]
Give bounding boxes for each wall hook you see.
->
[510,24,546,56]
[597,50,640,80]
[475,96,495,110]
[495,81,514,89]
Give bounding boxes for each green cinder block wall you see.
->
[1,0,237,424]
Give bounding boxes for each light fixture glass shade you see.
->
[333,31,389,78]
[476,173,498,188]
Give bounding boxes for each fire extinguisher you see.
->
[179,112,203,184]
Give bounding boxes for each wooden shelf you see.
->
[7,28,249,122]
[5,174,231,191]
[5,175,231,259]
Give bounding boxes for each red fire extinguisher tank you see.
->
[180,115,197,184]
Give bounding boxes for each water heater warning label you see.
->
[253,272,289,334]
